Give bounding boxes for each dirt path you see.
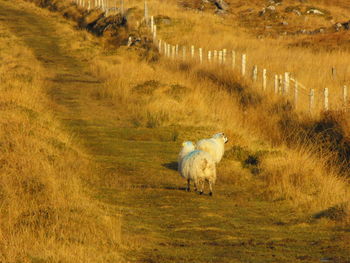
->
[1,1,348,262]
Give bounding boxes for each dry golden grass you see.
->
[110,0,350,113]
[2,1,348,262]
[21,0,350,235]
[88,41,350,221]
[0,22,122,262]
[32,0,342,223]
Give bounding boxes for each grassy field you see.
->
[0,1,122,262]
[110,0,350,112]
[0,0,349,262]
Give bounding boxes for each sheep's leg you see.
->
[209,181,213,196]
[194,181,198,192]
[186,179,190,192]
[199,179,204,195]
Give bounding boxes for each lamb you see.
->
[196,132,228,163]
[178,141,217,196]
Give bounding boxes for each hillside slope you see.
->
[1,0,349,262]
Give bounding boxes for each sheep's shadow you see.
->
[162,161,178,171]
[164,186,188,191]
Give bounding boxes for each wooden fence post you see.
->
[172,45,175,59]
[150,16,154,32]
[252,65,257,82]
[182,46,186,60]
[294,80,298,109]
[153,25,157,42]
[163,42,167,56]
[120,0,124,15]
[279,74,283,94]
[213,50,217,63]
[223,49,227,64]
[232,50,235,69]
[283,72,290,95]
[175,45,179,57]
[274,75,278,94]
[167,44,171,58]
[208,51,212,63]
[144,0,149,24]
[324,88,329,111]
[309,89,315,114]
[199,48,203,64]
[262,69,267,91]
[158,39,162,53]
[191,45,195,59]
[218,51,223,65]
[343,85,348,106]
[241,54,246,76]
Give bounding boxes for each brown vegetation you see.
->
[2,0,349,261]
[0,14,122,263]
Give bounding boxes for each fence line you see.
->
[74,0,124,14]
[74,0,349,113]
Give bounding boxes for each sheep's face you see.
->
[213,132,228,144]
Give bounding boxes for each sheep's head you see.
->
[213,132,228,144]
[182,141,195,151]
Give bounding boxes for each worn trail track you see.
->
[1,1,349,262]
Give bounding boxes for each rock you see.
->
[91,14,126,36]
[306,8,324,15]
[313,28,325,34]
[334,20,350,31]
[335,22,343,31]
[266,5,276,11]
[259,9,266,16]
[296,29,308,34]
[293,9,302,16]
[342,20,350,30]
[214,0,229,11]
[127,36,133,47]
[80,9,105,27]
[127,35,141,47]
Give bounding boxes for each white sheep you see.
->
[178,141,217,196]
[196,132,228,163]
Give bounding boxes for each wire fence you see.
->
[74,0,349,114]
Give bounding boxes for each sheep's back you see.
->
[180,150,216,181]
[196,139,223,163]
